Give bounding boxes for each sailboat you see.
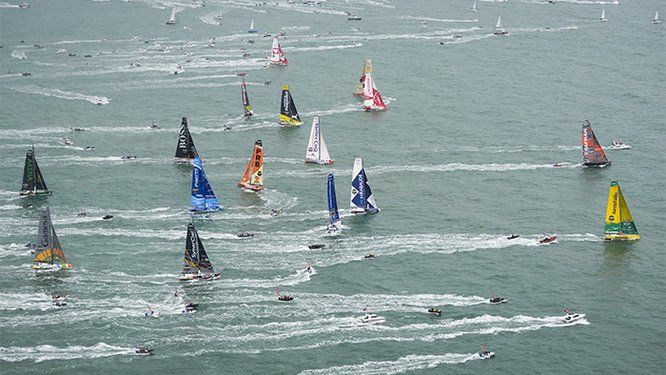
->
[20,146,51,196]
[471,1,478,12]
[175,117,198,162]
[166,8,177,25]
[305,116,334,165]
[32,206,72,271]
[600,8,607,22]
[362,63,387,111]
[241,78,254,117]
[248,19,258,33]
[269,36,288,65]
[581,120,611,168]
[179,222,221,281]
[326,173,342,234]
[653,10,661,24]
[279,84,302,126]
[493,15,508,35]
[350,158,379,214]
[604,181,639,241]
[191,155,222,212]
[237,140,264,192]
[353,59,371,97]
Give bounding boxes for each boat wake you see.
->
[0,343,136,362]
[298,353,483,375]
[401,16,479,23]
[10,50,27,60]
[10,85,110,105]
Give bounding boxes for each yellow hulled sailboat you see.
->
[604,180,639,241]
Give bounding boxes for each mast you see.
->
[604,181,639,241]
[279,84,302,126]
[175,117,197,160]
[581,120,610,167]
[241,79,254,116]
[238,140,264,191]
[191,155,222,212]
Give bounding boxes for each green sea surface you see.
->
[1,0,664,373]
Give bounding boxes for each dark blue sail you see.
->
[190,155,222,212]
[350,158,379,214]
[327,173,340,225]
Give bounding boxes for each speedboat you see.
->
[507,234,519,240]
[427,308,442,316]
[84,146,95,151]
[135,347,154,355]
[52,295,67,301]
[70,127,85,132]
[609,140,631,150]
[348,15,362,21]
[102,215,114,221]
[360,314,385,324]
[144,310,160,318]
[121,155,137,160]
[539,235,558,244]
[91,96,109,105]
[278,295,294,302]
[59,138,73,146]
[489,296,507,304]
[363,254,376,260]
[308,244,325,250]
[237,231,254,238]
[562,313,585,324]
[54,301,67,307]
[150,122,160,129]
[478,351,495,359]
[21,72,31,77]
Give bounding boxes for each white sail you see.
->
[495,16,503,29]
[305,116,332,164]
[654,10,661,24]
[600,8,607,21]
[471,1,477,12]
[167,8,176,24]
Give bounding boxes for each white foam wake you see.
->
[10,50,27,60]
[298,353,482,375]
[10,85,110,105]
[0,343,136,362]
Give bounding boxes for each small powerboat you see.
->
[135,347,154,356]
[91,96,109,105]
[144,310,160,318]
[507,234,519,240]
[360,314,385,324]
[52,294,67,301]
[54,301,67,307]
[478,350,495,359]
[562,312,586,324]
[489,296,507,304]
[84,146,95,151]
[427,308,442,316]
[237,231,254,238]
[59,138,73,146]
[121,155,137,160]
[308,244,325,250]
[21,72,31,77]
[363,254,376,260]
[102,215,114,221]
[70,127,85,132]
[609,141,631,150]
[278,295,294,302]
[539,235,558,244]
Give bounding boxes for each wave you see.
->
[0,343,137,362]
[299,353,482,375]
[401,16,479,23]
[289,44,362,52]
[9,85,110,105]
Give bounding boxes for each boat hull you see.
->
[305,159,334,165]
[32,263,72,271]
[582,161,611,168]
[603,234,640,241]
[350,208,380,215]
[237,183,264,192]
[20,190,52,196]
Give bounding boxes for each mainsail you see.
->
[581,120,610,167]
[167,8,176,25]
[353,59,371,97]
[654,10,661,24]
[604,181,639,241]
[600,8,607,22]
[327,173,341,230]
[32,206,71,270]
[350,158,379,214]
[248,19,258,33]
[181,222,219,278]
[305,116,333,165]
[191,155,222,212]
[269,36,288,65]
[241,78,254,117]
[20,146,51,196]
[175,117,197,160]
[279,84,302,126]
[362,67,387,111]
[238,140,264,192]
[494,15,507,35]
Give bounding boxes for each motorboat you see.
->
[562,313,586,324]
[478,350,495,359]
[608,140,631,150]
[360,314,385,324]
[59,138,73,146]
[237,231,254,238]
[539,235,558,244]
[489,296,507,304]
[308,244,325,249]
[278,295,294,302]
[102,215,114,221]
[427,308,442,316]
[363,254,376,260]
[507,234,519,240]
[135,347,154,355]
